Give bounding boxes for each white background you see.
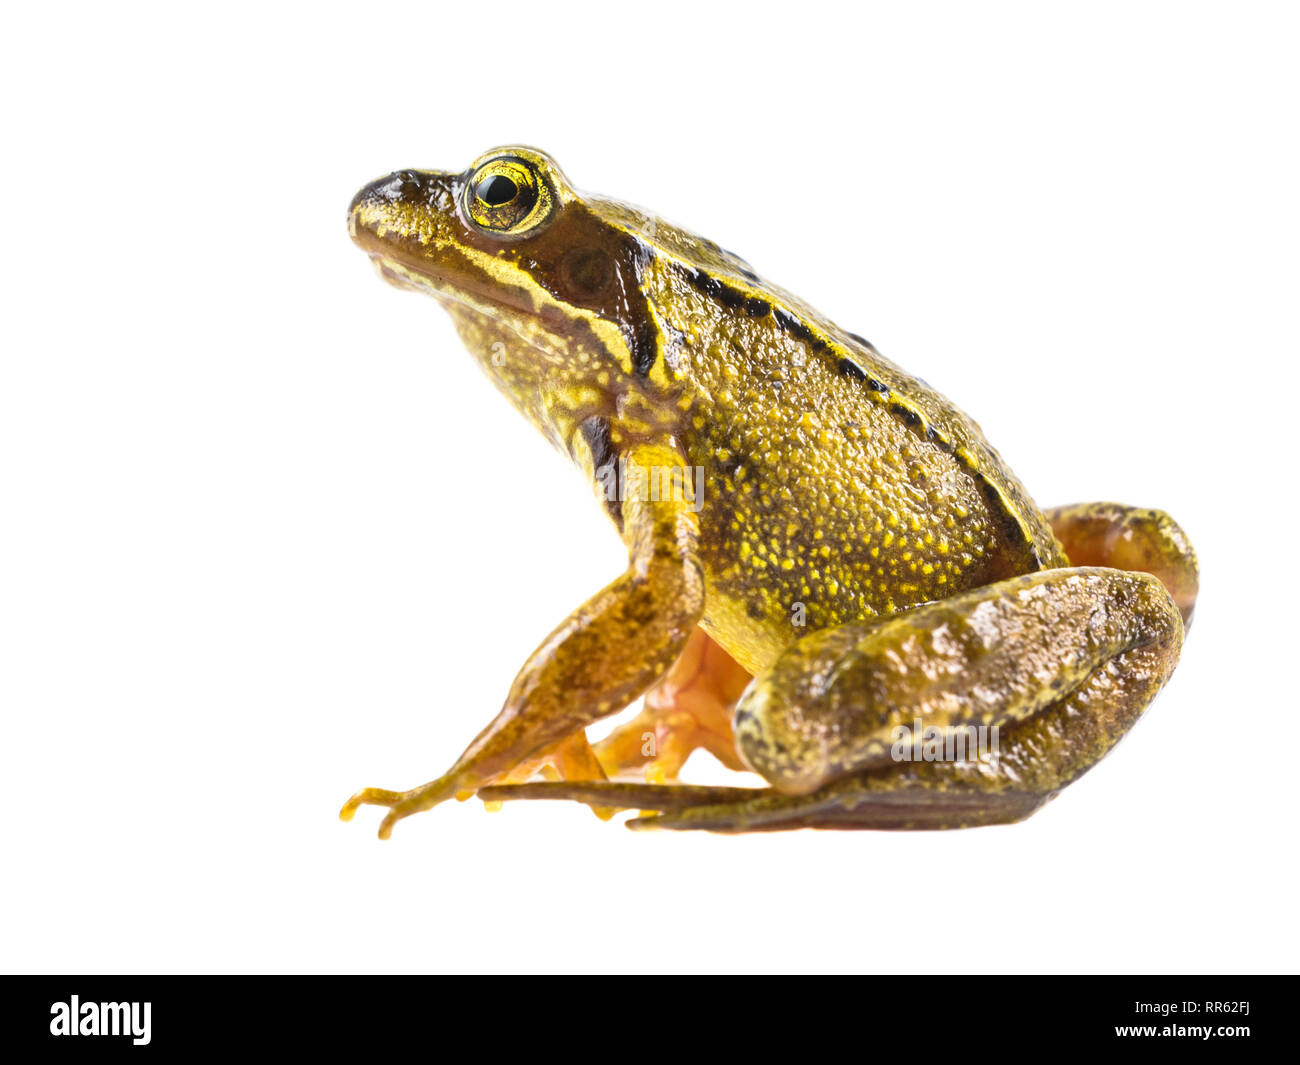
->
[3,1,1296,974]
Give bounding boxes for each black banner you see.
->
[0,975,1287,1053]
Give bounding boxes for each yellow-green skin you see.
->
[341,147,1198,835]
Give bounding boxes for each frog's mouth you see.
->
[365,252,496,318]
[360,247,579,375]
[352,222,578,379]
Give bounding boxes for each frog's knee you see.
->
[733,686,832,795]
[732,665,895,796]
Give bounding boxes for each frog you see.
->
[340,146,1198,837]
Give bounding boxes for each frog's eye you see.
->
[464,158,554,237]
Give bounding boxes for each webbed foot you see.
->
[594,628,751,782]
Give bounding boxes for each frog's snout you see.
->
[348,168,457,250]
[349,169,428,216]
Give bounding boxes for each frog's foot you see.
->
[339,775,462,840]
[1045,502,1199,629]
[340,732,608,837]
[477,732,613,818]
[475,779,1046,832]
[594,627,752,782]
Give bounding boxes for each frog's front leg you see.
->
[339,441,705,838]
[484,565,1185,831]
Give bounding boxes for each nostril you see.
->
[384,169,424,201]
[349,169,424,214]
[394,170,428,201]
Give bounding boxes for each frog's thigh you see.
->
[622,623,1177,831]
[734,566,1185,798]
[593,627,752,781]
[1046,502,1198,628]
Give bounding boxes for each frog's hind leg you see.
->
[730,567,1185,798]
[476,777,1045,832]
[483,565,1187,833]
[480,589,1180,835]
[628,781,1047,832]
[477,779,765,814]
[592,628,752,782]
[1045,502,1198,628]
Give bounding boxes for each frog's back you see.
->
[630,228,1066,672]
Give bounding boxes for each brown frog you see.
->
[340,147,1197,835]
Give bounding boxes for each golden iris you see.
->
[463,158,554,236]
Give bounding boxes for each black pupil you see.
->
[479,175,518,206]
